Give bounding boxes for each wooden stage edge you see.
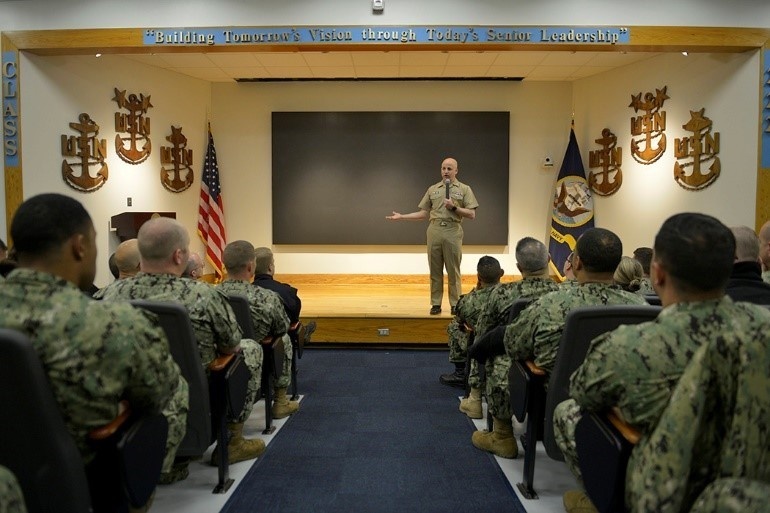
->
[279,273,522,346]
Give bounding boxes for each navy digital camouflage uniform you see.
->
[0,466,26,513]
[419,179,479,308]
[91,279,118,299]
[217,280,292,388]
[689,478,770,513]
[98,272,263,424]
[448,285,499,388]
[0,269,188,473]
[554,297,770,485]
[625,305,770,513]
[636,276,655,295]
[475,277,559,419]
[504,282,646,375]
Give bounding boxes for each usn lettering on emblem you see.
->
[629,86,669,165]
[61,113,108,193]
[673,108,720,191]
[160,126,194,193]
[113,87,153,165]
[588,128,622,196]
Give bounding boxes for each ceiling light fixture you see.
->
[681,51,688,56]
[95,53,102,58]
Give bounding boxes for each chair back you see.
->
[289,321,304,358]
[226,294,257,339]
[0,328,93,513]
[643,294,661,306]
[505,298,537,423]
[227,294,284,380]
[543,305,661,460]
[111,412,168,507]
[575,412,632,513]
[130,300,213,456]
[505,297,534,324]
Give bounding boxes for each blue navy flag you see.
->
[549,128,594,281]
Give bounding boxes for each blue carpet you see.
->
[221,349,525,513]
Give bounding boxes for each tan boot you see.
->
[563,490,599,513]
[271,387,299,419]
[459,387,483,419]
[471,416,518,458]
[210,422,265,466]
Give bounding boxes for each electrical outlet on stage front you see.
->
[378,328,390,336]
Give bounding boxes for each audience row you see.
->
[0,194,314,512]
[441,215,770,513]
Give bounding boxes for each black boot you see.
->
[439,362,466,388]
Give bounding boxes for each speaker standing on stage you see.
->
[386,157,479,315]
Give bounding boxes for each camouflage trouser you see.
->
[689,478,770,513]
[234,338,264,423]
[275,334,293,390]
[447,319,469,363]
[0,465,26,513]
[485,353,512,419]
[467,359,480,388]
[553,398,583,485]
[162,375,189,472]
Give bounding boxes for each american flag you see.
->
[198,128,226,280]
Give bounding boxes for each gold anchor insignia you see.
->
[61,113,108,193]
[588,128,623,196]
[673,108,721,191]
[159,126,194,193]
[629,86,669,165]
[113,87,153,164]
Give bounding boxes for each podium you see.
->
[111,212,176,241]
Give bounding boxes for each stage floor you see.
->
[283,274,475,345]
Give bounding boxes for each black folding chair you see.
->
[226,294,285,435]
[575,409,639,513]
[287,321,304,400]
[131,300,249,494]
[484,298,533,431]
[510,305,660,499]
[0,328,168,512]
[643,294,661,306]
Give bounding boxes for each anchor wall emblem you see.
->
[113,87,152,165]
[629,86,669,165]
[673,108,721,191]
[588,128,622,196]
[61,113,108,193]
[159,126,194,193]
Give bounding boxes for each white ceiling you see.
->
[121,50,661,82]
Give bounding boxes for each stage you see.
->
[281,274,486,345]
